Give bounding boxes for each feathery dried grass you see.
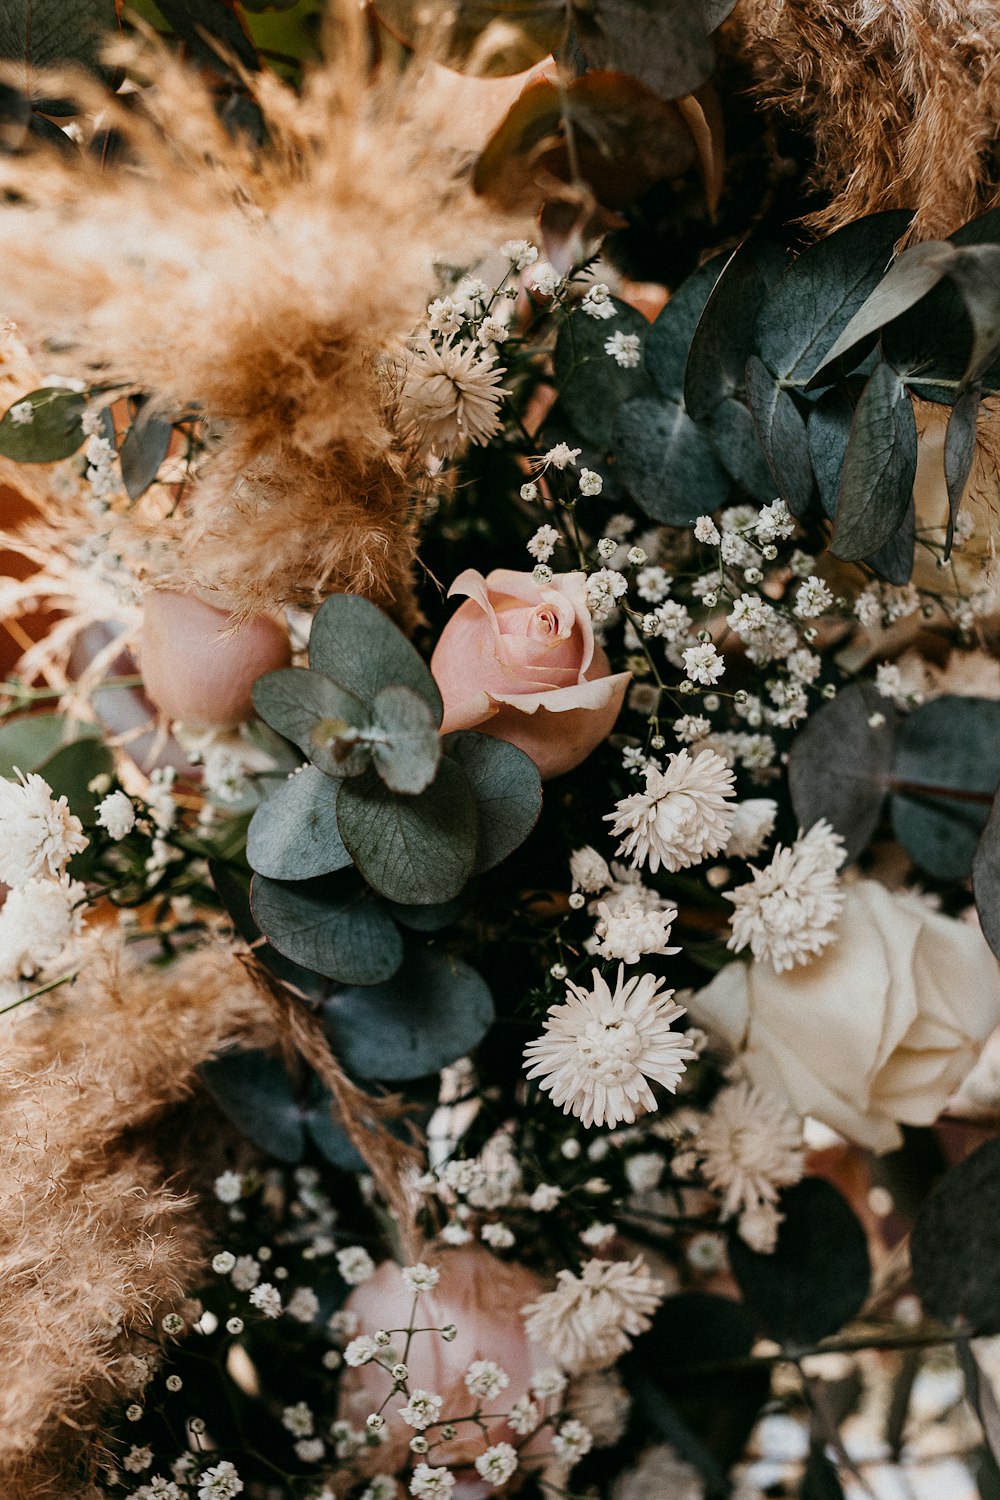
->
[735,0,1000,238]
[0,932,272,1497]
[0,13,499,619]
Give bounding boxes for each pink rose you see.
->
[431,568,630,779]
[139,589,291,729]
[337,1247,545,1475]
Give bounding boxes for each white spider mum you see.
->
[696,1080,804,1221]
[725,818,846,972]
[0,769,88,888]
[604,749,735,874]
[401,337,508,455]
[522,1257,665,1372]
[523,966,696,1129]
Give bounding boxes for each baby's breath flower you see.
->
[402,1262,440,1293]
[527,524,560,562]
[337,1245,376,1285]
[694,516,721,545]
[579,467,604,495]
[96,789,135,840]
[464,1360,509,1401]
[0,769,88,887]
[605,331,641,368]
[475,1444,518,1486]
[409,1463,456,1498]
[529,262,562,297]
[501,238,538,270]
[552,1419,594,1461]
[399,1389,444,1430]
[249,1283,282,1319]
[581,282,615,319]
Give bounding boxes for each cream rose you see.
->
[687,879,1000,1152]
[431,568,630,780]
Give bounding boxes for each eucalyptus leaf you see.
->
[756,211,912,385]
[119,408,173,500]
[571,0,716,100]
[251,871,404,984]
[246,764,351,881]
[324,947,494,1081]
[371,685,442,795]
[787,684,895,862]
[806,239,953,389]
[209,857,331,995]
[252,667,370,776]
[309,594,442,722]
[744,356,813,515]
[912,1137,1000,1334]
[0,713,84,780]
[612,395,729,526]
[0,0,117,70]
[890,695,1000,879]
[973,792,1000,960]
[443,731,541,872]
[552,297,651,448]
[0,388,87,463]
[831,363,916,560]
[685,239,788,420]
[728,1178,871,1347]
[944,383,980,556]
[200,1048,304,1162]
[946,245,1000,383]
[708,395,776,502]
[336,759,478,905]
[34,736,114,824]
[645,256,725,403]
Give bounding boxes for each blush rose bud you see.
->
[430,568,630,780]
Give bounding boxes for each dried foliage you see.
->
[735,0,1000,238]
[0,13,498,621]
[0,933,271,1497]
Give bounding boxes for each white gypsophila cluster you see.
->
[696,1081,805,1251]
[196,1462,244,1499]
[523,966,696,1129]
[336,1246,376,1285]
[84,430,122,505]
[501,238,538,270]
[591,900,680,966]
[793,575,835,618]
[529,261,562,297]
[725,799,778,861]
[682,642,725,685]
[605,749,736,874]
[854,581,921,629]
[726,593,799,666]
[586,567,628,622]
[581,282,616,319]
[527,524,560,563]
[725,819,847,972]
[522,1256,665,1372]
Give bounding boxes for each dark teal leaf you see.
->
[246,764,351,881]
[806,239,953,389]
[200,1048,304,1161]
[0,388,87,463]
[730,1179,871,1347]
[685,239,788,419]
[646,256,725,403]
[0,713,84,780]
[944,383,980,556]
[912,1137,1000,1334]
[309,594,442,722]
[974,791,1000,960]
[799,1448,845,1500]
[371,684,441,795]
[251,871,404,984]
[945,245,1000,383]
[336,759,477,905]
[708,396,775,502]
[34,736,114,824]
[386,894,467,931]
[890,695,1000,879]
[324,947,494,1081]
[612,395,729,526]
[552,297,651,448]
[788,684,895,862]
[443,732,541,872]
[570,0,714,101]
[251,666,370,776]
[756,210,912,384]
[831,363,916,560]
[744,355,813,514]
[119,408,173,500]
[151,0,258,71]
[209,857,330,995]
[0,0,117,69]
[959,1339,1000,1477]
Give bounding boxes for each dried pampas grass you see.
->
[0,932,271,1497]
[0,10,499,620]
[735,0,1000,238]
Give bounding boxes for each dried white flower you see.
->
[399,1389,444,1430]
[0,874,85,980]
[336,1246,376,1285]
[697,1080,804,1223]
[725,799,778,860]
[465,1359,509,1400]
[570,845,612,894]
[605,749,736,874]
[0,769,88,887]
[523,1258,665,1372]
[581,282,615,318]
[725,819,847,971]
[605,331,641,368]
[402,338,507,455]
[96,788,136,840]
[592,900,680,966]
[475,1443,518,1486]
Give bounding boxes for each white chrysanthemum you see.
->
[696,1081,804,1222]
[592,900,680,966]
[0,769,88,887]
[522,1257,665,1373]
[570,845,611,894]
[725,819,846,971]
[401,338,507,455]
[604,749,736,874]
[96,788,136,840]
[725,798,778,860]
[0,874,85,980]
[523,966,696,1129]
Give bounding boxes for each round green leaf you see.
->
[309,593,442,721]
[744,355,813,515]
[0,387,87,462]
[612,395,729,526]
[684,239,788,420]
[323,947,494,1081]
[974,792,1000,960]
[246,764,351,881]
[200,1048,304,1162]
[0,712,82,780]
[830,363,917,561]
[251,871,404,984]
[371,684,442,795]
[252,666,370,776]
[443,731,541,872]
[34,736,114,824]
[645,255,725,402]
[890,695,1000,878]
[912,1137,1000,1335]
[336,759,477,905]
[788,684,895,862]
[707,397,775,502]
[552,297,652,448]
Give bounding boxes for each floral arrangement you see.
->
[3,4,1000,1500]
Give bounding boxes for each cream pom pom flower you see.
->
[604,749,736,874]
[523,966,696,1129]
[724,819,846,972]
[695,1080,805,1246]
[401,337,508,456]
[521,1257,665,1373]
[0,769,88,888]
